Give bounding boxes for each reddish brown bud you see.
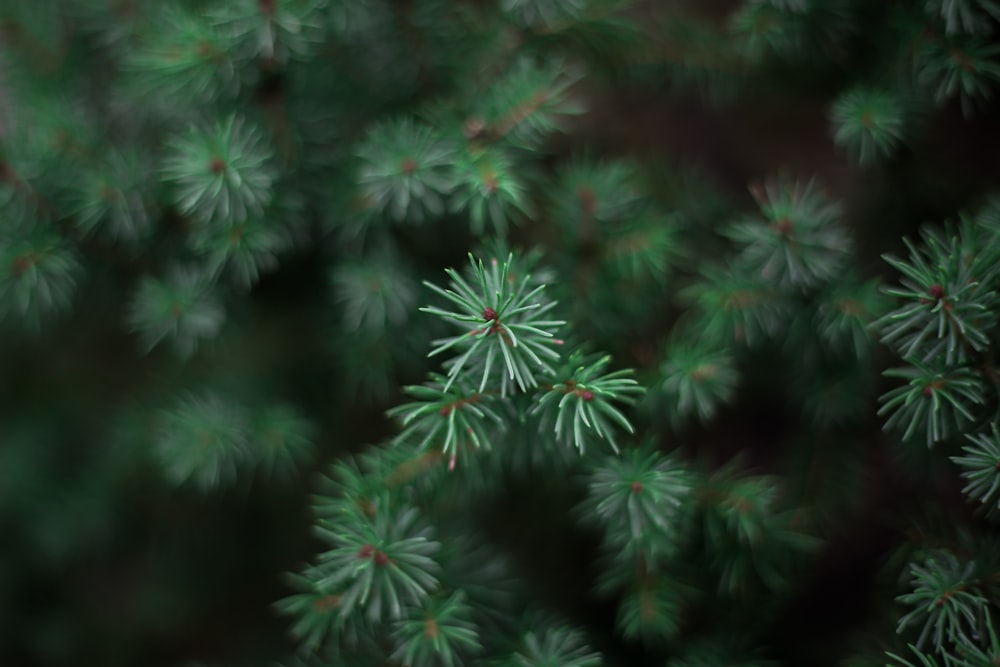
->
[400,157,417,174]
[581,390,594,401]
[482,307,498,322]
[630,480,643,493]
[357,543,374,559]
[11,254,32,276]
[209,156,226,174]
[928,284,945,300]
[312,594,341,611]
[374,550,389,566]
[774,217,793,235]
[462,117,486,140]
[481,171,498,194]
[576,185,596,215]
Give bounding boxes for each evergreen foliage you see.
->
[4,1,1000,667]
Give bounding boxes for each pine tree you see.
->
[3,1,1000,666]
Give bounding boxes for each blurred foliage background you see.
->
[3,0,1000,666]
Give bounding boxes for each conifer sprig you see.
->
[951,425,1000,509]
[421,253,565,394]
[471,57,585,148]
[659,336,739,424]
[126,266,225,358]
[831,87,908,165]
[355,118,457,224]
[927,0,1000,35]
[314,502,441,622]
[390,590,482,667]
[896,551,989,651]
[125,6,239,102]
[389,373,505,461]
[876,225,999,366]
[878,363,985,447]
[0,226,81,330]
[726,177,852,289]
[503,626,601,667]
[154,392,316,490]
[581,447,694,557]
[533,351,643,453]
[162,114,276,225]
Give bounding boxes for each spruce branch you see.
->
[702,465,821,594]
[659,335,739,424]
[470,56,585,148]
[925,0,1000,36]
[69,148,155,244]
[816,274,889,359]
[126,266,225,359]
[730,0,854,63]
[154,392,315,489]
[420,253,565,395]
[247,403,317,479]
[355,118,457,224]
[727,176,852,290]
[390,589,482,667]
[313,454,386,522]
[155,391,251,490]
[331,248,418,331]
[124,6,240,102]
[314,501,441,622]
[208,0,328,64]
[448,146,532,236]
[189,213,292,289]
[681,266,787,346]
[388,373,505,464]
[580,447,694,558]
[875,224,999,367]
[896,551,989,651]
[878,362,985,447]
[500,0,593,32]
[532,351,643,453]
[275,571,360,654]
[502,626,602,667]
[951,424,1000,509]
[916,35,1000,115]
[614,573,685,644]
[831,87,909,166]
[601,212,679,284]
[162,114,277,225]
[0,224,81,330]
[549,159,644,240]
